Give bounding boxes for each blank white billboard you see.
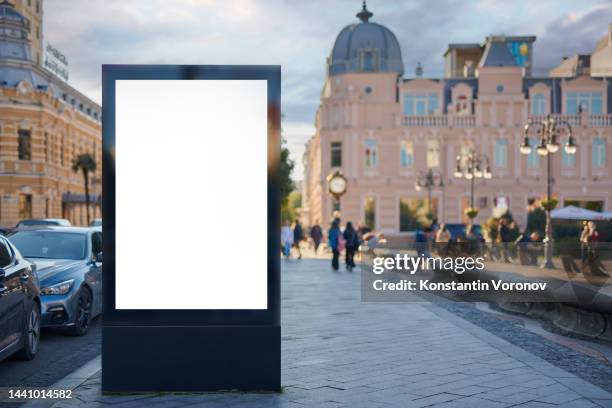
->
[115,79,268,310]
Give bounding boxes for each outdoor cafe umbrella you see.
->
[550,205,603,220]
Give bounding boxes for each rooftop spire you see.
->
[356,1,373,23]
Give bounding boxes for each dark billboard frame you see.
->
[101,65,280,392]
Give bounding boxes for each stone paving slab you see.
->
[50,259,612,407]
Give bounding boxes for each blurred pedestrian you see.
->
[435,223,451,257]
[310,224,323,254]
[328,219,341,271]
[343,222,359,271]
[435,223,451,243]
[281,220,293,259]
[585,221,609,277]
[293,219,304,259]
[580,221,589,268]
[497,218,512,262]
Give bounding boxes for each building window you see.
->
[364,139,378,168]
[562,138,576,167]
[566,92,602,114]
[400,140,414,168]
[330,141,342,167]
[531,93,546,115]
[19,194,32,219]
[60,136,65,166]
[18,129,31,160]
[494,138,508,168]
[360,50,378,72]
[44,132,48,161]
[592,137,606,168]
[364,197,376,230]
[404,93,439,116]
[426,140,440,168]
[527,138,539,168]
[455,95,469,115]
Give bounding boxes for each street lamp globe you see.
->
[474,166,483,178]
[546,135,559,153]
[536,141,548,156]
[465,171,473,180]
[519,143,532,155]
[484,169,492,179]
[565,137,577,155]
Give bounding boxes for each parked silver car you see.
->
[8,227,102,336]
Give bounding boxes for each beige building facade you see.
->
[303,4,612,234]
[0,0,102,227]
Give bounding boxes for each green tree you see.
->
[289,191,302,210]
[72,153,96,225]
[280,137,295,207]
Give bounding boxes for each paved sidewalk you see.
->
[52,259,612,407]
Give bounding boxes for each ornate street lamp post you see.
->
[415,169,444,220]
[327,170,347,217]
[454,149,492,224]
[520,116,576,269]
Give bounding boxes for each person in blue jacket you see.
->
[328,218,341,270]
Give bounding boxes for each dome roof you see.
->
[0,1,29,25]
[0,1,31,61]
[328,2,403,76]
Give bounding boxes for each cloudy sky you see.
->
[44,0,611,180]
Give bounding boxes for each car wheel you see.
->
[68,287,92,336]
[16,302,40,361]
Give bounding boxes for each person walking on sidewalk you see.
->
[328,219,341,270]
[293,219,304,259]
[343,221,359,271]
[281,220,294,259]
[310,224,323,254]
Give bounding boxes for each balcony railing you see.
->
[402,115,475,128]
[402,115,448,127]
[528,114,582,127]
[402,114,612,128]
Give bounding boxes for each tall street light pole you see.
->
[454,148,492,224]
[521,115,576,269]
[415,169,444,220]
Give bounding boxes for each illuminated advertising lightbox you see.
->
[115,79,267,310]
[102,65,280,392]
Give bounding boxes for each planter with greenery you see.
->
[464,207,479,220]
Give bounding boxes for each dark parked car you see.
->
[0,235,40,362]
[8,227,102,336]
[16,218,72,228]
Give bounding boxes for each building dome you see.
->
[0,0,31,61]
[328,2,404,76]
[0,1,28,24]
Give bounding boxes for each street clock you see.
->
[327,170,347,198]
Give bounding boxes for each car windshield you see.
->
[8,231,87,260]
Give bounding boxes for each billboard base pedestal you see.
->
[102,325,280,392]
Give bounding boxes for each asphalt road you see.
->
[0,317,101,388]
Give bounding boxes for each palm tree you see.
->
[72,153,96,225]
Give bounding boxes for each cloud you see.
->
[43,0,609,180]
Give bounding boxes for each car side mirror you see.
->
[0,268,5,282]
[96,252,103,263]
